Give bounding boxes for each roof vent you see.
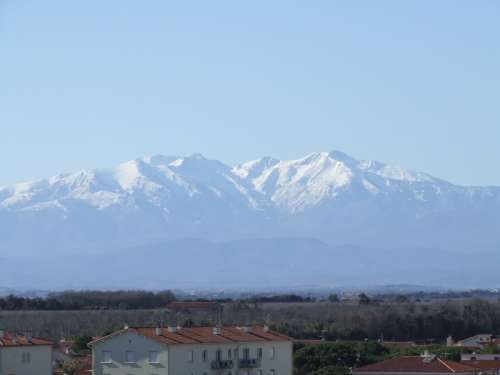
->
[124,324,129,330]
[167,326,177,333]
[239,326,251,333]
[263,325,270,333]
[421,351,436,363]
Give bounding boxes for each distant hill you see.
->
[1,150,499,289]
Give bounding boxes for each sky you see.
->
[1,1,499,186]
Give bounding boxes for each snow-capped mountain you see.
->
[1,150,499,258]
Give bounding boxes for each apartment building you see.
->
[0,329,53,375]
[90,325,293,375]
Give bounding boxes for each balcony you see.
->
[239,358,261,368]
[211,360,234,370]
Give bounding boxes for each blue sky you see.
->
[1,1,499,186]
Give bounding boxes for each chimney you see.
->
[213,326,221,336]
[155,321,163,336]
[123,324,129,330]
[263,325,270,333]
[167,326,177,333]
[26,332,33,344]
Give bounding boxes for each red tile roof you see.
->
[90,325,292,347]
[461,360,500,370]
[0,331,52,347]
[353,357,476,373]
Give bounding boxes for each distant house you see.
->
[0,329,53,375]
[461,354,500,375]
[454,334,495,349]
[352,353,476,375]
[89,325,293,375]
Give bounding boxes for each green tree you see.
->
[312,365,349,375]
[294,343,358,375]
[328,294,340,303]
[358,293,372,305]
[72,335,93,352]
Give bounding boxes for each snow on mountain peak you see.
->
[0,150,459,215]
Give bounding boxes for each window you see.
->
[102,351,112,363]
[234,348,239,359]
[202,349,208,362]
[258,347,263,359]
[243,348,250,360]
[270,347,276,360]
[216,349,222,361]
[125,351,135,363]
[258,371,263,375]
[149,351,160,363]
[188,350,194,362]
[227,348,232,359]
[270,370,275,375]
[21,352,31,363]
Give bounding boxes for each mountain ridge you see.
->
[0,150,499,258]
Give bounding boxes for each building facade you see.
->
[0,330,53,375]
[90,325,293,375]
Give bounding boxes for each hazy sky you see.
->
[1,1,499,186]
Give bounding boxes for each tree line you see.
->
[0,290,176,310]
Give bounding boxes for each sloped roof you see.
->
[90,325,292,347]
[461,360,500,370]
[0,331,52,347]
[353,357,476,373]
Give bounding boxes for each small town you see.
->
[2,1,499,374]
[2,296,500,375]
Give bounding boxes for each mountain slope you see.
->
[0,151,499,257]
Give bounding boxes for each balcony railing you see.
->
[239,358,261,368]
[211,359,234,370]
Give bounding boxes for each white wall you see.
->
[92,331,168,375]
[92,331,293,375]
[0,345,53,375]
[168,340,293,375]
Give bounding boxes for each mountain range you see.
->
[1,150,499,289]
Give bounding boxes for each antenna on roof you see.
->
[215,303,223,329]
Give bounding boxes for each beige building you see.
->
[0,329,53,375]
[90,325,293,375]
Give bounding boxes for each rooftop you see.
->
[462,360,500,370]
[90,325,292,347]
[352,356,476,373]
[0,331,52,347]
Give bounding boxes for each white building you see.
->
[0,329,53,375]
[90,325,293,375]
[454,334,496,349]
